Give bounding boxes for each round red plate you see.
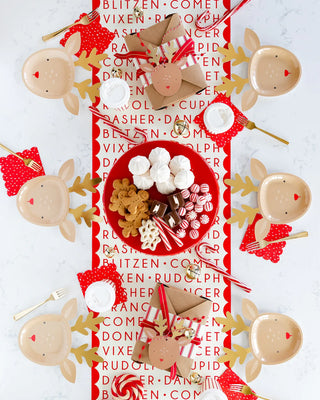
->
[103,140,219,256]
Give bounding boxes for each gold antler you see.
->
[74,80,101,102]
[218,344,251,368]
[71,312,105,335]
[154,312,168,336]
[71,344,103,367]
[225,174,258,197]
[171,319,185,339]
[227,205,259,228]
[69,173,102,196]
[69,205,102,227]
[74,49,108,71]
[216,312,249,336]
[147,45,161,65]
[218,44,250,66]
[216,74,249,97]
[164,44,177,63]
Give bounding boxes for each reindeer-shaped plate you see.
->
[226,158,311,240]
[217,28,301,110]
[16,159,101,242]
[217,299,303,382]
[19,298,104,383]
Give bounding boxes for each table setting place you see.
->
[1,0,320,399]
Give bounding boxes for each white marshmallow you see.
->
[174,170,195,189]
[148,147,170,165]
[169,155,191,175]
[128,156,150,175]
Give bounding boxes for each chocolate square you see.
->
[150,200,168,218]
[167,192,185,211]
[163,210,181,228]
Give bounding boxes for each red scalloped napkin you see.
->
[0,147,45,196]
[194,93,245,147]
[77,262,127,309]
[217,368,257,400]
[240,214,292,263]
[60,13,115,57]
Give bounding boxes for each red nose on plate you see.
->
[166,86,170,89]
[160,358,164,362]
[284,69,291,77]
[28,198,34,205]
[33,71,39,79]
[294,194,300,201]
[286,332,292,339]
[29,335,36,342]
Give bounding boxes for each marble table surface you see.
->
[1,0,319,399]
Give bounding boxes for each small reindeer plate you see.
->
[258,173,311,224]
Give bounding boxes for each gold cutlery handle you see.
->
[256,126,289,145]
[256,396,271,400]
[0,143,24,161]
[42,22,78,41]
[13,298,50,321]
[269,231,308,245]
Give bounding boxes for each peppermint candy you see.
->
[111,374,144,400]
[189,229,200,239]
[191,220,200,230]
[185,201,194,211]
[190,193,199,203]
[176,228,186,238]
[180,219,189,229]
[204,202,213,212]
[181,189,190,199]
[178,207,186,217]
[197,195,207,206]
[200,214,210,224]
[194,204,203,213]
[200,183,210,193]
[186,211,197,222]
[204,193,212,202]
[190,183,200,193]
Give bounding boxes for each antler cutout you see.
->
[171,319,185,339]
[218,344,251,368]
[216,312,249,335]
[225,174,258,197]
[74,80,101,102]
[74,49,109,71]
[69,205,102,227]
[218,44,250,66]
[154,312,167,336]
[147,45,161,65]
[216,74,249,97]
[71,312,105,335]
[71,344,103,367]
[69,173,102,196]
[227,205,259,228]
[164,44,177,63]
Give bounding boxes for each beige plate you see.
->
[22,48,75,99]
[250,313,303,365]
[248,45,301,96]
[19,314,72,366]
[257,173,311,224]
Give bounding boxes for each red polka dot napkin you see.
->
[217,368,257,400]
[60,13,115,57]
[240,214,292,263]
[194,93,245,148]
[0,147,45,196]
[77,262,127,310]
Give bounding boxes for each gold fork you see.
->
[13,288,67,321]
[237,115,289,145]
[0,143,42,172]
[229,384,270,399]
[42,9,99,41]
[246,231,308,251]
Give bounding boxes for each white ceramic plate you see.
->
[203,103,234,134]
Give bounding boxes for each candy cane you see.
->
[195,242,251,293]
[195,0,252,32]
[89,106,147,144]
[153,216,183,247]
[152,217,172,251]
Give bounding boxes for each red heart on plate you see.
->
[284,69,291,77]
[294,194,300,201]
[28,198,34,205]
[286,332,292,339]
[30,335,36,342]
[33,71,39,79]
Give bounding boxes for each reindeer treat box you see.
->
[116,14,207,110]
[132,283,212,379]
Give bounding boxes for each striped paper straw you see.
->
[195,242,251,293]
